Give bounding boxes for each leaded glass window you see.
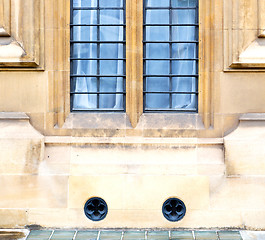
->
[70,0,126,111]
[143,0,198,112]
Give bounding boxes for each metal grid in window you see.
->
[70,0,126,111]
[143,0,199,112]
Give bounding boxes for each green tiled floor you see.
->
[25,230,243,240]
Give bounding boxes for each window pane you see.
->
[71,60,97,75]
[145,77,169,91]
[100,44,124,58]
[73,0,97,7]
[172,10,196,24]
[99,94,124,109]
[146,10,169,24]
[146,94,170,109]
[71,44,97,59]
[72,94,97,110]
[172,77,197,92]
[172,94,197,109]
[172,0,197,7]
[145,27,169,41]
[146,61,170,75]
[72,26,97,41]
[100,27,124,41]
[172,43,197,58]
[146,43,170,59]
[99,0,123,8]
[73,10,97,24]
[99,77,124,92]
[71,77,97,93]
[172,26,197,41]
[172,61,196,75]
[100,10,124,24]
[146,0,170,7]
[100,60,124,75]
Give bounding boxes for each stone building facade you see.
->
[0,0,265,229]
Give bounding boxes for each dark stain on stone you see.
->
[24,141,43,174]
[0,231,25,240]
[25,224,42,230]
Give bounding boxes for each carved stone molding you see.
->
[258,0,265,37]
[224,0,265,70]
[0,0,44,69]
[0,0,10,37]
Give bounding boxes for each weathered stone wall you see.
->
[0,0,265,230]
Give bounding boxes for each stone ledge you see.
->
[0,112,29,120]
[62,113,204,130]
[240,113,265,121]
[45,136,224,146]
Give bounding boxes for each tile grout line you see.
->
[72,230,78,240]
[48,230,55,240]
[121,231,124,240]
[145,230,148,240]
[97,231,101,240]
[169,230,171,240]
[25,230,30,240]
[192,231,196,240]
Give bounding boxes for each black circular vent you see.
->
[84,197,108,221]
[162,198,186,222]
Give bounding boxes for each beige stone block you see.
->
[69,175,209,211]
[41,145,71,175]
[226,143,265,175]
[0,72,46,112]
[241,211,265,230]
[123,175,209,210]
[0,209,28,228]
[219,73,265,114]
[70,144,198,175]
[0,175,68,208]
[0,138,42,174]
[197,165,225,175]
[225,114,265,175]
[69,175,125,210]
[210,177,265,211]
[197,145,225,175]
[28,208,72,228]
[197,145,224,165]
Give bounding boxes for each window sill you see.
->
[62,112,204,131]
